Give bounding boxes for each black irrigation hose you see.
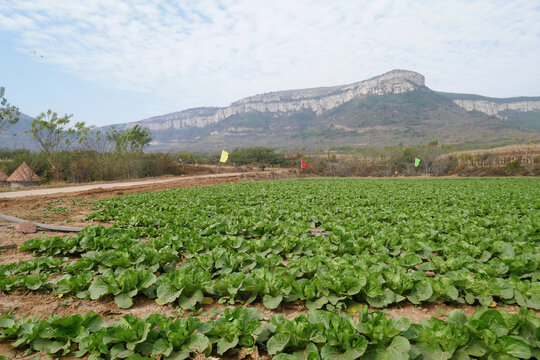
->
[0,213,83,232]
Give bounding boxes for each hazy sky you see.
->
[1,0,539,127]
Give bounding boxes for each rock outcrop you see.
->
[81,69,539,151]
[134,107,220,131]
[216,69,424,119]
[4,70,538,151]
[121,69,425,131]
[15,222,37,234]
[453,99,540,117]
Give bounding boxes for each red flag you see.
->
[301,160,307,169]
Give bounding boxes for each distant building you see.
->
[6,162,40,188]
[0,168,7,185]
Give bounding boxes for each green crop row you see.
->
[20,225,540,281]
[1,306,539,360]
[2,260,539,310]
[2,179,538,310]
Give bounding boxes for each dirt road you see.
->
[0,171,288,199]
[0,170,294,229]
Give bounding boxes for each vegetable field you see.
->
[1,178,539,359]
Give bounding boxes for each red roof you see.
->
[6,162,40,183]
[0,168,7,182]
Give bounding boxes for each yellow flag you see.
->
[220,150,229,163]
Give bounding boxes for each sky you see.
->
[0,0,539,127]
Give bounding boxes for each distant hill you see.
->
[2,69,540,151]
[102,69,539,151]
[438,92,540,131]
[0,113,35,150]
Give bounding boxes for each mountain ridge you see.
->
[438,92,540,130]
[2,69,539,151]
[104,69,538,151]
[109,69,426,132]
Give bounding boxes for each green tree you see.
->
[229,147,286,166]
[107,125,153,178]
[27,110,89,182]
[177,151,196,164]
[128,125,152,153]
[107,125,152,153]
[107,126,128,153]
[0,86,20,134]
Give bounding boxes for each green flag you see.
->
[414,158,420,167]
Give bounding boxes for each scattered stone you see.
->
[307,229,330,237]
[15,221,37,234]
[0,244,17,250]
[424,271,436,277]
[235,347,261,360]
[193,355,220,360]
[236,348,249,359]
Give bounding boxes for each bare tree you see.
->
[0,86,20,134]
[522,148,536,176]
[419,141,443,175]
[88,130,114,180]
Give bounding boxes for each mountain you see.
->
[0,112,35,150]
[438,92,540,131]
[104,69,540,151]
[2,70,540,151]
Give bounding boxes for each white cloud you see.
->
[0,0,539,114]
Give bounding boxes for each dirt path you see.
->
[0,171,285,199]
[0,170,294,247]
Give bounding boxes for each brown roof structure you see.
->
[6,162,40,183]
[0,168,7,182]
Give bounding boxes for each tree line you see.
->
[0,86,289,183]
[1,86,174,182]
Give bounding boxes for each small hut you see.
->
[6,162,41,188]
[0,168,8,186]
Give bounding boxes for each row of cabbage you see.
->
[1,179,539,310]
[1,306,538,360]
[1,247,538,310]
[84,178,540,287]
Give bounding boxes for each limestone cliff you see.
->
[452,99,540,116]
[89,70,539,151]
[134,107,220,131]
[5,70,539,151]
[216,69,424,119]
[121,69,425,131]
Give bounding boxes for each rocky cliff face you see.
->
[125,69,425,131]
[91,69,539,151]
[217,69,424,119]
[7,71,538,151]
[134,107,220,131]
[453,99,540,116]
